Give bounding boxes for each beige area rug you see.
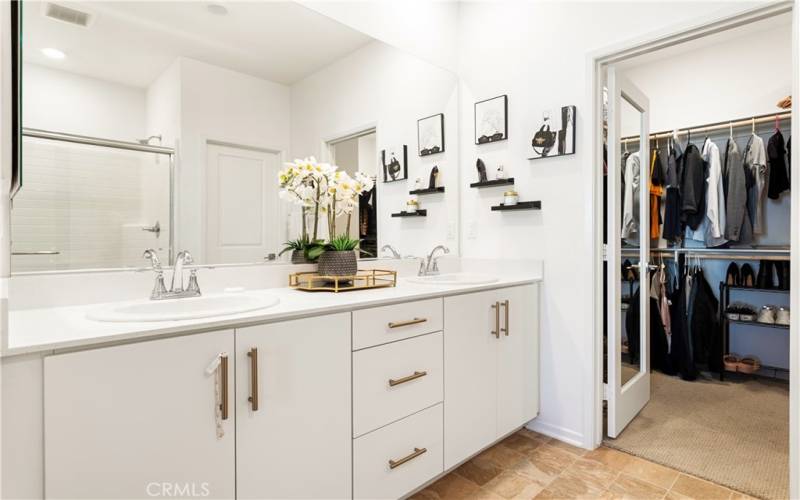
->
[604,371,789,500]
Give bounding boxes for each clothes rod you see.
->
[620,247,790,261]
[620,111,791,143]
[22,128,175,155]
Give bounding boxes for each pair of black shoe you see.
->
[756,260,791,290]
[726,262,756,287]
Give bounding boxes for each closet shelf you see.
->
[470,178,515,188]
[491,201,541,211]
[391,210,427,218]
[726,319,789,330]
[409,187,445,195]
[725,286,790,294]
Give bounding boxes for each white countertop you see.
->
[6,273,542,357]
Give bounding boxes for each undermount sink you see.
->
[407,273,499,285]
[87,293,280,322]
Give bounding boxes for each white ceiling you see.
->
[22,1,375,88]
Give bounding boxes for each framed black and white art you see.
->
[529,105,576,160]
[381,145,408,182]
[417,113,444,156]
[475,95,508,144]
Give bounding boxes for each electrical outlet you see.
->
[447,221,456,240]
[467,220,477,239]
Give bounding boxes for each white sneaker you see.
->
[757,305,776,324]
[776,307,790,326]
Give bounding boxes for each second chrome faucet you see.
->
[143,249,201,300]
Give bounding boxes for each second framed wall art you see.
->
[418,113,444,156]
[475,95,508,144]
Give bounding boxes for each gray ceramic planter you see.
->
[317,250,357,277]
[290,249,312,265]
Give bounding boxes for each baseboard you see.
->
[526,418,586,448]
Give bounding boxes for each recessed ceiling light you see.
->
[207,3,228,15]
[41,47,66,60]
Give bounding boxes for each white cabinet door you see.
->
[236,313,351,499]
[444,289,498,469]
[496,284,540,436]
[44,330,235,500]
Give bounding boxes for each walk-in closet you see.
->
[601,11,792,500]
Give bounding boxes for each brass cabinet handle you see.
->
[388,317,427,329]
[388,370,427,387]
[491,302,500,338]
[247,348,259,411]
[220,354,229,420]
[389,447,427,469]
[501,300,509,336]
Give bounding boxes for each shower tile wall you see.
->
[10,138,170,272]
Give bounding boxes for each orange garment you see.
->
[649,150,664,240]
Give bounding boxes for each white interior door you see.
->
[606,66,651,438]
[205,143,283,263]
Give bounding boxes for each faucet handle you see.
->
[151,271,168,300]
[186,269,201,295]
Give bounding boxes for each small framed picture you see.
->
[529,105,576,160]
[417,113,444,156]
[382,145,408,182]
[475,95,508,144]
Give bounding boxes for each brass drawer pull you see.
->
[220,354,229,420]
[388,317,427,329]
[389,371,427,387]
[491,302,500,338]
[389,447,427,469]
[501,300,509,336]
[247,348,259,411]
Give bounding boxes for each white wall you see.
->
[22,63,145,141]
[174,58,292,262]
[456,0,766,447]
[291,41,459,257]
[298,0,459,73]
[620,20,792,135]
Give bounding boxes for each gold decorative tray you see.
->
[289,269,397,292]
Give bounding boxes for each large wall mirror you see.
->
[13,1,459,273]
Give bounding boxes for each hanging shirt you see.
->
[703,139,727,247]
[622,152,640,244]
[723,139,752,243]
[744,134,768,234]
[767,129,790,199]
[649,150,665,240]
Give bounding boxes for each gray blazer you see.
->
[723,139,752,243]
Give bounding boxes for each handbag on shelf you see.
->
[532,124,557,156]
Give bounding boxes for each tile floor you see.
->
[412,429,757,500]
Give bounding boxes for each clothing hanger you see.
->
[729,121,733,140]
[775,114,780,131]
[752,117,756,135]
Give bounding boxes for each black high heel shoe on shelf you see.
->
[725,262,741,287]
[740,263,755,288]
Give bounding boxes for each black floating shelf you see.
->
[409,187,445,195]
[391,210,427,217]
[491,201,541,211]
[727,319,789,330]
[470,178,515,188]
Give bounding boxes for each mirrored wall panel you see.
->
[15,1,459,272]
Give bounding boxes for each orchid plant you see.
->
[278,157,374,258]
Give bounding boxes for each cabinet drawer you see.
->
[354,404,443,500]
[353,298,443,350]
[353,332,443,437]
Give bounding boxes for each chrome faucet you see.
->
[381,244,402,259]
[418,245,450,276]
[143,249,201,300]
